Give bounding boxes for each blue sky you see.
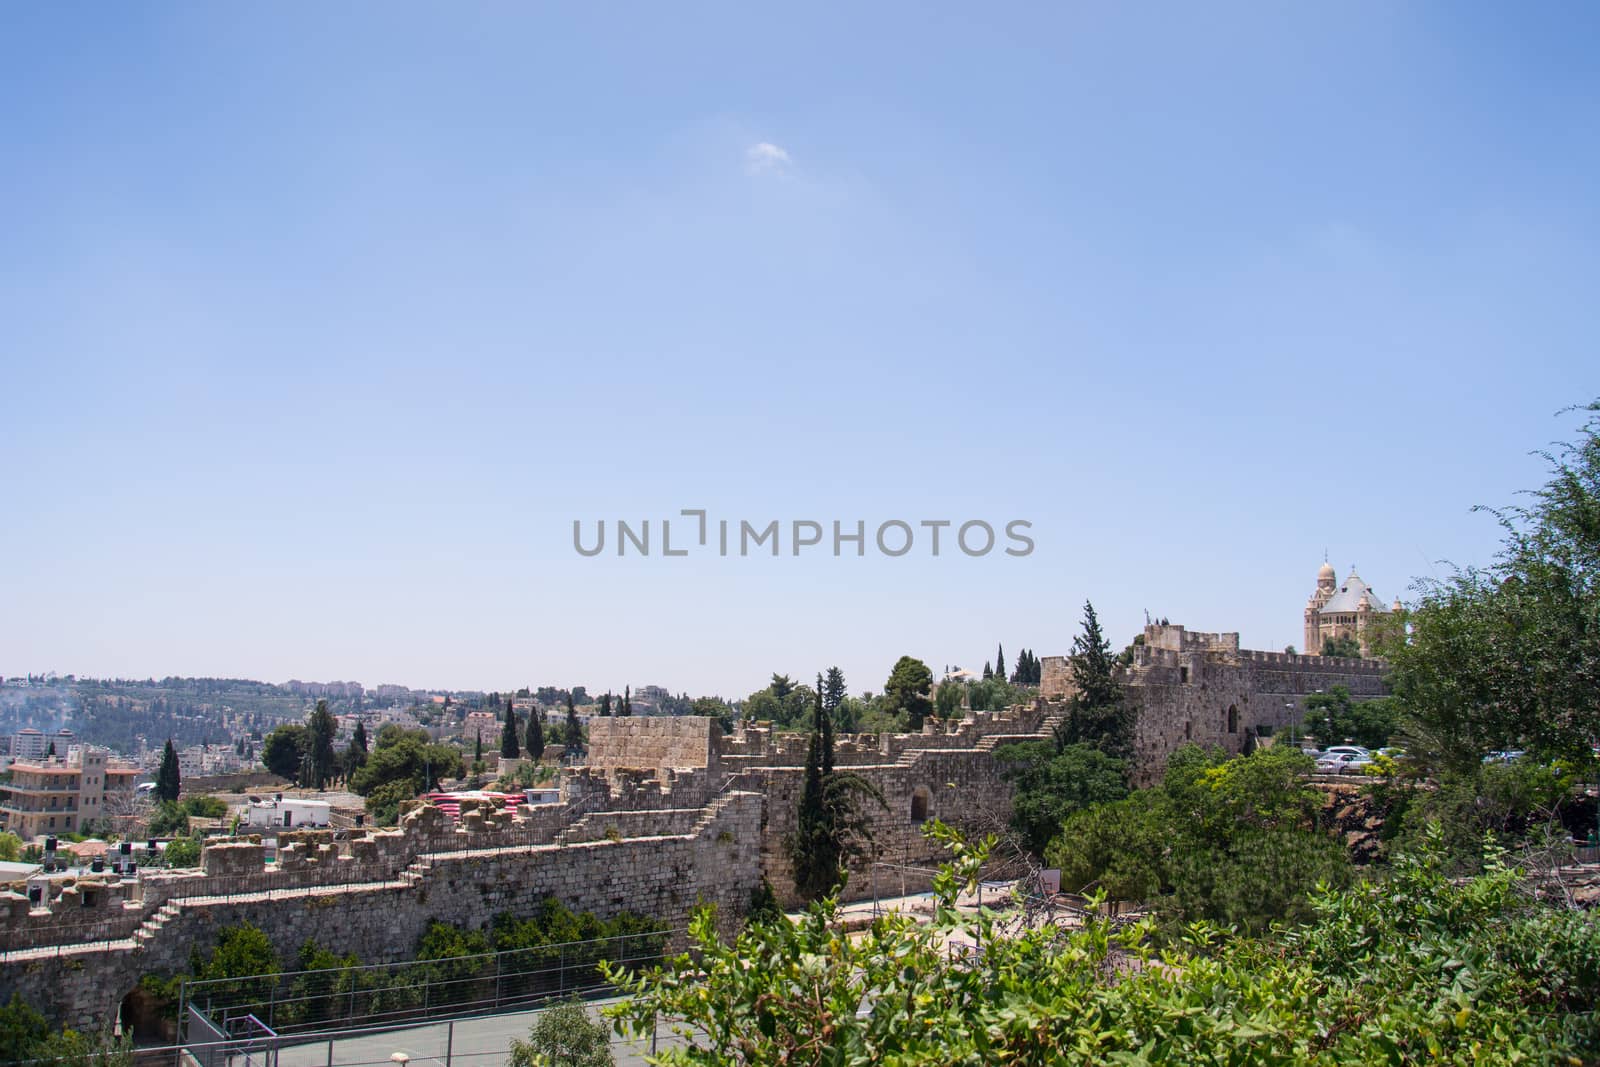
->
[3,4,1596,698]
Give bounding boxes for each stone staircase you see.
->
[974,709,1064,751]
[688,791,744,837]
[131,901,182,946]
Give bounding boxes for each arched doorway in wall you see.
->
[910,787,930,824]
[1227,705,1239,734]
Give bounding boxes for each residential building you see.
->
[0,747,139,839]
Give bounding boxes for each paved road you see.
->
[269,998,682,1067]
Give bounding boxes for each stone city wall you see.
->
[0,792,762,1033]
[584,717,720,776]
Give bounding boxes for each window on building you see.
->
[910,788,930,824]
[1179,666,1190,683]
[1184,721,1192,740]
[1227,705,1238,734]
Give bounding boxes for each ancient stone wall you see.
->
[755,747,1018,909]
[585,716,720,776]
[0,793,762,1032]
[1044,622,1390,784]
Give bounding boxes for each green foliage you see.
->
[1045,746,1349,933]
[528,703,546,761]
[822,667,847,718]
[306,700,339,789]
[788,686,887,900]
[607,827,1600,1065]
[565,694,583,751]
[181,795,228,819]
[147,801,190,837]
[348,727,461,797]
[964,676,1024,712]
[363,779,417,826]
[509,999,615,1067]
[741,677,817,730]
[1302,686,1399,749]
[0,993,50,1065]
[1386,402,1600,770]
[502,699,521,760]
[155,739,181,802]
[934,680,963,717]
[883,656,934,730]
[162,836,201,867]
[1009,648,1042,686]
[0,832,20,862]
[1385,759,1578,872]
[261,723,308,781]
[1053,601,1135,764]
[195,923,280,1007]
[1320,633,1363,658]
[745,879,783,927]
[279,940,363,1028]
[994,741,1127,855]
[0,993,132,1067]
[417,901,666,1008]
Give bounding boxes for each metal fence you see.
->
[183,927,679,1041]
[17,997,682,1067]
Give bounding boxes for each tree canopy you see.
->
[1386,401,1600,769]
[883,656,934,730]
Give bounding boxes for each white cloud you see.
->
[744,141,792,176]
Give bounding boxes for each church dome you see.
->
[1317,561,1336,581]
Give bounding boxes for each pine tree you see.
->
[996,645,1006,683]
[823,667,846,718]
[501,698,520,760]
[1054,601,1134,766]
[527,704,545,762]
[155,738,181,802]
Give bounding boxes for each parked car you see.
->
[1316,752,1374,775]
[1482,750,1527,765]
[1322,745,1371,760]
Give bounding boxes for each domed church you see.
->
[1304,562,1401,657]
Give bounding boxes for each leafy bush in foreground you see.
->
[606,823,1600,1066]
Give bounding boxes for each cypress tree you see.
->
[599,693,612,717]
[565,694,582,751]
[474,732,483,763]
[346,720,369,776]
[995,644,1006,684]
[789,715,835,900]
[527,704,545,762]
[501,698,520,760]
[155,738,181,802]
[307,700,338,789]
[816,675,835,776]
[620,685,632,717]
